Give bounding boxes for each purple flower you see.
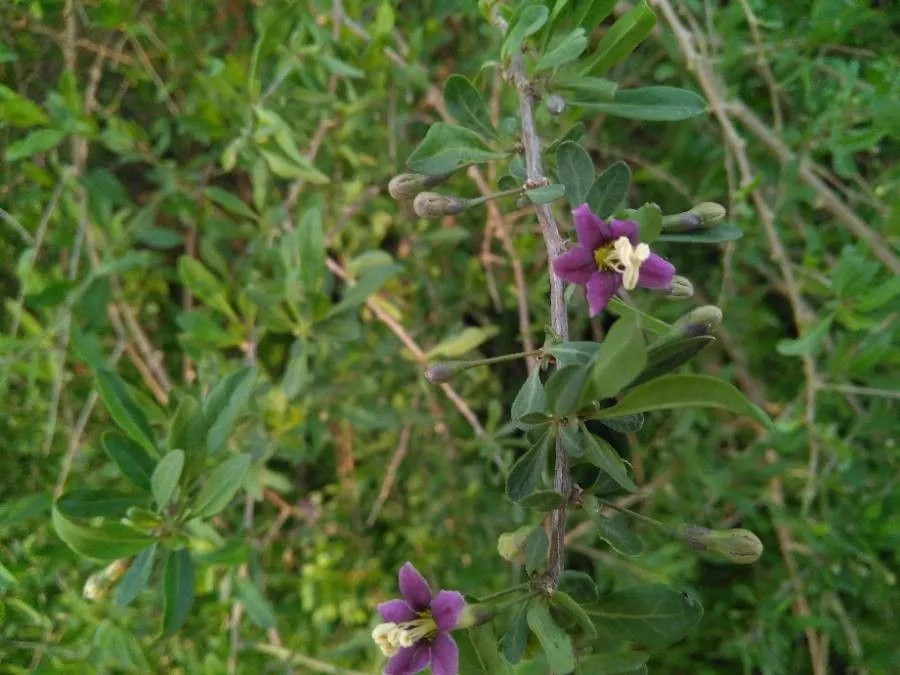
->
[372,562,465,675]
[553,203,676,316]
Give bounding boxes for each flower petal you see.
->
[378,599,417,623]
[553,246,596,284]
[398,562,432,611]
[637,253,676,290]
[384,643,431,675]
[431,590,465,631]
[430,632,459,675]
[607,219,638,244]
[586,272,621,316]
[572,204,607,250]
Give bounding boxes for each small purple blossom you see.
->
[372,562,465,675]
[553,203,676,316]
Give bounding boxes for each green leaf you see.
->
[0,561,16,591]
[581,427,638,493]
[524,526,549,575]
[630,202,663,244]
[458,624,508,674]
[259,148,329,183]
[501,602,530,665]
[511,367,547,429]
[407,123,507,175]
[656,223,743,243]
[587,162,631,218]
[296,207,325,291]
[0,84,49,127]
[579,86,707,122]
[204,367,257,453]
[777,314,834,356]
[597,412,644,434]
[506,432,551,502]
[585,585,703,648]
[316,54,364,78]
[608,298,670,335]
[116,544,157,606]
[101,431,156,492]
[166,396,208,471]
[204,187,256,220]
[426,326,498,359]
[527,601,575,674]
[580,0,657,75]
[634,336,716,385]
[548,341,600,368]
[537,28,588,71]
[590,374,772,427]
[191,453,252,518]
[574,0,619,32]
[546,364,591,417]
[557,141,595,207]
[559,570,598,603]
[0,492,51,527]
[56,490,144,519]
[51,507,154,562]
[526,183,566,204]
[282,339,309,399]
[556,76,619,102]
[503,5,550,60]
[443,74,497,139]
[560,419,583,458]
[234,576,277,630]
[583,498,643,556]
[589,315,647,400]
[151,450,184,510]
[163,548,195,636]
[553,590,598,639]
[96,370,158,456]
[577,652,650,675]
[520,490,565,511]
[178,257,237,321]
[4,128,66,161]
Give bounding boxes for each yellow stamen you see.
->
[593,236,650,290]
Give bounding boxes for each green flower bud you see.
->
[664,275,694,300]
[691,202,727,226]
[413,192,468,218]
[498,525,535,565]
[671,305,723,338]
[545,94,566,116]
[456,603,495,630]
[388,173,450,200]
[680,525,763,564]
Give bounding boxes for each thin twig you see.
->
[251,643,366,675]
[366,419,414,527]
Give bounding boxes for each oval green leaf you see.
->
[407,123,507,176]
[190,453,252,519]
[51,507,154,562]
[163,548,195,636]
[527,600,575,674]
[96,370,158,456]
[579,86,708,122]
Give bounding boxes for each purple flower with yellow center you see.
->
[553,203,676,316]
[372,562,465,675]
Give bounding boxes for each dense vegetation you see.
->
[1,1,897,673]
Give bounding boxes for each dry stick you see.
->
[504,34,571,587]
[649,2,827,672]
[366,419,413,527]
[324,257,489,443]
[735,0,783,132]
[726,100,900,275]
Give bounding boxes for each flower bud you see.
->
[83,558,132,601]
[413,192,468,218]
[456,604,495,630]
[691,202,726,226]
[545,94,566,116]
[497,526,535,565]
[663,275,693,300]
[424,361,473,384]
[661,202,727,232]
[679,525,763,564]
[388,173,450,200]
[670,305,723,338]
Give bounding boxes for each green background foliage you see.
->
[1,0,898,673]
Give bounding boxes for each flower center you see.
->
[371,616,437,656]
[594,236,650,291]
